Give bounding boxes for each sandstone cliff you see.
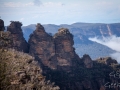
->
[29,25,81,71]
[53,28,81,69]
[29,23,57,69]
[7,21,29,53]
[28,24,112,90]
[82,54,93,68]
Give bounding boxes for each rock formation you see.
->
[0,19,5,31]
[54,28,80,67]
[96,57,118,66]
[29,26,81,71]
[7,21,29,53]
[82,54,93,68]
[29,23,57,69]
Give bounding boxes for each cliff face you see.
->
[28,24,110,90]
[29,25,81,70]
[29,23,57,69]
[82,54,93,68]
[28,23,120,90]
[7,21,29,53]
[54,28,80,67]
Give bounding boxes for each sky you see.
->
[0,0,120,26]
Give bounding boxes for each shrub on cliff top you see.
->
[0,49,59,90]
[0,31,12,48]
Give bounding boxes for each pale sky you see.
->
[0,0,120,26]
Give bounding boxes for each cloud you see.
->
[89,35,120,52]
[3,2,34,7]
[110,52,120,63]
[33,0,42,6]
[89,35,120,63]
[43,2,64,7]
[20,18,24,21]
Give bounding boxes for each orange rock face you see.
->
[62,40,73,52]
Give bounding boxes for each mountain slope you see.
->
[75,42,115,59]
[22,23,120,38]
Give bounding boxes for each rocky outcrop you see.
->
[29,23,57,69]
[54,28,80,67]
[21,23,120,90]
[7,21,29,53]
[29,26,81,70]
[82,54,93,68]
[96,57,118,66]
[0,19,5,31]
